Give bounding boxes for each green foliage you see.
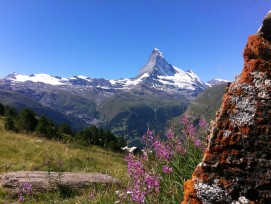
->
[4,117,17,132]
[58,123,72,135]
[2,104,126,152]
[4,106,17,117]
[18,109,38,132]
[0,103,4,116]
[75,125,126,151]
[36,116,57,139]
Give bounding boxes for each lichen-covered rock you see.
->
[182,11,271,204]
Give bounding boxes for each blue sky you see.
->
[0,0,270,81]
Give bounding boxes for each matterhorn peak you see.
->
[152,48,164,58]
[138,48,176,76]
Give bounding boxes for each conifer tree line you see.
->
[0,102,126,152]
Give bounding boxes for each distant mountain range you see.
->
[0,48,228,141]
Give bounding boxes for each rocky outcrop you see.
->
[182,11,271,204]
[0,171,119,194]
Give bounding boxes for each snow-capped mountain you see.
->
[206,78,230,87]
[0,48,211,138]
[109,48,207,93]
[3,48,207,96]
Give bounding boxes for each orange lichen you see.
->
[181,180,202,204]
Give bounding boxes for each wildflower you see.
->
[199,117,207,128]
[44,159,50,166]
[130,187,145,203]
[180,114,189,125]
[153,140,172,161]
[141,129,155,148]
[18,194,25,203]
[166,129,174,140]
[194,139,202,148]
[162,165,173,174]
[22,182,32,195]
[180,114,196,138]
[125,154,145,179]
[144,173,160,193]
[57,159,63,168]
[187,123,196,138]
[88,192,94,200]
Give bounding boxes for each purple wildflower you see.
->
[162,165,173,174]
[199,117,207,128]
[125,154,145,179]
[187,123,196,138]
[144,173,160,193]
[18,194,25,203]
[194,139,202,148]
[180,114,189,125]
[141,129,155,148]
[22,182,32,195]
[57,159,63,168]
[130,187,145,203]
[153,140,173,161]
[166,129,174,140]
[88,192,94,200]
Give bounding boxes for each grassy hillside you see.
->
[185,84,227,122]
[170,84,227,131]
[0,117,128,203]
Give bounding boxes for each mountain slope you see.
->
[170,83,228,131]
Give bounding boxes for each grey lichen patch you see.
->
[251,71,271,99]
[223,130,232,137]
[229,84,257,127]
[195,182,232,204]
[231,196,250,204]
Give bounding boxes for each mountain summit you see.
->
[139,48,177,77]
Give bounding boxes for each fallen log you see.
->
[0,171,119,194]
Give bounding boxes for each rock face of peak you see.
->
[257,10,271,42]
[139,48,176,76]
[207,78,230,86]
[182,11,271,204]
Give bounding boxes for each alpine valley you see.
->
[0,48,227,144]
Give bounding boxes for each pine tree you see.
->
[18,109,38,132]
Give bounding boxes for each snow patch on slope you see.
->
[13,73,67,85]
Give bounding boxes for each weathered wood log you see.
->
[0,171,119,194]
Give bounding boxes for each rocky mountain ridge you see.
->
[3,48,208,96]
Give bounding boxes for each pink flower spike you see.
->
[162,165,173,174]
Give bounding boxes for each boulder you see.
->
[182,10,271,204]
